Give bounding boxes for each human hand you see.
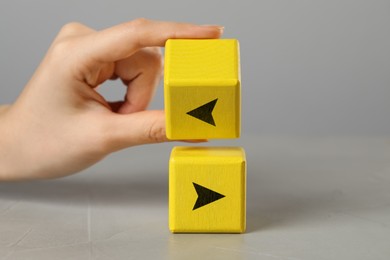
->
[0,19,223,180]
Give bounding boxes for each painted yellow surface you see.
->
[164,39,241,139]
[169,147,246,233]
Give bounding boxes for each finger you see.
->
[85,19,223,62]
[114,47,163,114]
[103,110,207,151]
[106,110,168,151]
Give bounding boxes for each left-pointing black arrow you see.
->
[192,182,225,210]
[186,99,218,126]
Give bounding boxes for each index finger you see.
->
[84,19,224,63]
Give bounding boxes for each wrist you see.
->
[0,105,16,181]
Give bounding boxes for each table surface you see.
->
[1,136,390,260]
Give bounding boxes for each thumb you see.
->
[105,110,168,151]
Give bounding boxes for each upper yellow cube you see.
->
[164,39,241,139]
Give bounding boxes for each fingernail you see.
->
[202,25,224,33]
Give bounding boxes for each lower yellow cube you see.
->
[169,147,246,233]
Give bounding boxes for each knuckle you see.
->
[146,120,166,143]
[51,22,89,59]
[131,18,149,27]
[59,22,84,36]
[126,18,151,47]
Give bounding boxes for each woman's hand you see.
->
[0,19,223,180]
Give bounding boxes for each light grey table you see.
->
[1,136,390,259]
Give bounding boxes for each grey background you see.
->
[1,1,390,259]
[0,0,389,135]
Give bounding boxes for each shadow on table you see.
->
[0,172,168,207]
[245,178,386,233]
[246,191,343,233]
[1,169,385,234]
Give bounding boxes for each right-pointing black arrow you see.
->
[192,182,225,210]
[186,99,218,126]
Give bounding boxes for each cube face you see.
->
[164,39,241,139]
[169,147,246,233]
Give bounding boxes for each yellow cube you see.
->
[164,39,241,139]
[169,146,246,233]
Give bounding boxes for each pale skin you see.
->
[0,19,223,181]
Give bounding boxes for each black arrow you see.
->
[192,182,225,210]
[186,99,218,126]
